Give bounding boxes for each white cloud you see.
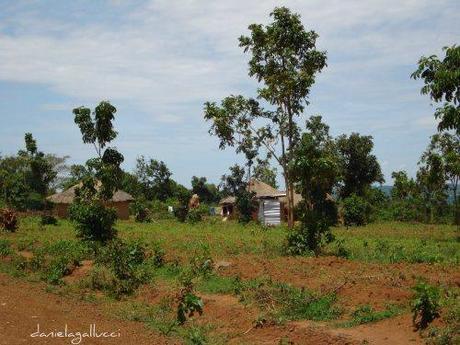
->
[1,0,457,115]
[0,0,458,183]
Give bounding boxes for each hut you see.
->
[218,179,286,225]
[47,184,134,220]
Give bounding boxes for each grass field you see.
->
[0,217,459,344]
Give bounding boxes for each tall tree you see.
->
[220,164,255,223]
[412,45,460,135]
[336,133,384,198]
[205,7,327,228]
[287,116,339,255]
[191,176,220,204]
[70,101,124,242]
[423,133,459,224]
[252,158,278,189]
[44,154,70,192]
[72,101,124,201]
[134,156,173,201]
[391,171,418,200]
[219,164,247,197]
[417,149,448,223]
[19,133,57,197]
[0,155,29,209]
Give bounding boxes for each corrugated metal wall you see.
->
[259,199,281,226]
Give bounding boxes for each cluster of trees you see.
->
[204,7,459,252]
[0,7,457,246]
[0,133,64,210]
[204,7,384,246]
[383,45,460,225]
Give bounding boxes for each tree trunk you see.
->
[283,172,294,228]
[453,179,459,226]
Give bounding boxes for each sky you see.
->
[0,0,459,187]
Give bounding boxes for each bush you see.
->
[85,265,116,291]
[174,205,188,222]
[285,215,334,256]
[69,202,117,243]
[0,208,18,232]
[411,281,441,330]
[130,199,151,223]
[235,190,256,224]
[95,239,149,298]
[186,205,208,224]
[151,242,165,268]
[190,243,214,278]
[176,272,204,325]
[0,239,13,257]
[151,200,174,220]
[44,255,75,284]
[342,194,371,226]
[40,214,58,226]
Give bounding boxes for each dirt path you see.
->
[0,273,172,345]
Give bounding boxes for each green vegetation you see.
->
[0,217,458,343]
[412,281,441,330]
[70,101,124,243]
[0,7,457,344]
[339,304,402,327]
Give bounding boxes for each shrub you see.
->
[0,208,18,232]
[130,199,151,223]
[190,243,214,278]
[85,265,116,291]
[334,239,350,259]
[0,239,13,257]
[174,205,189,222]
[235,190,256,224]
[37,240,89,284]
[151,242,165,268]
[95,239,149,298]
[42,240,90,262]
[44,255,75,284]
[176,272,203,325]
[186,205,208,224]
[151,200,174,220]
[342,194,371,226]
[411,281,441,330]
[389,199,424,222]
[40,214,58,226]
[69,202,117,243]
[285,216,334,256]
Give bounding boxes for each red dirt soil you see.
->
[3,251,454,344]
[218,254,459,311]
[0,273,172,345]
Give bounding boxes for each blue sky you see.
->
[0,0,459,187]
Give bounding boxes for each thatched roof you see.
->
[218,179,285,205]
[247,179,285,198]
[219,196,236,205]
[47,184,134,204]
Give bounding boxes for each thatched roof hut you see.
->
[218,179,285,207]
[47,184,134,220]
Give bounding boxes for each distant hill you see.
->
[376,185,393,196]
[375,185,456,204]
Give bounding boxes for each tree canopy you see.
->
[412,45,460,134]
[336,133,384,198]
[205,7,327,227]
